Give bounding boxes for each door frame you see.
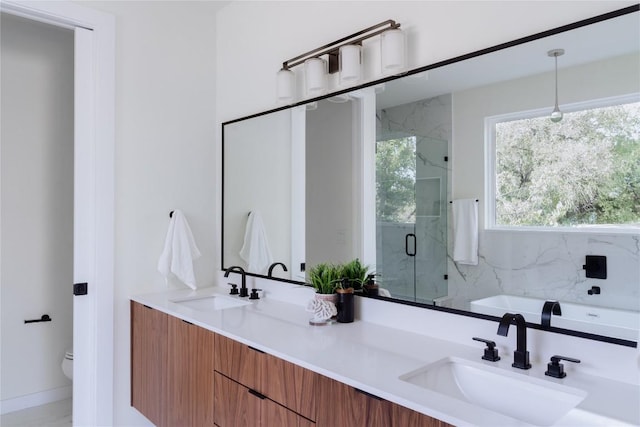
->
[0,1,115,425]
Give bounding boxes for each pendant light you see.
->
[548,49,565,123]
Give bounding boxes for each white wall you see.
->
[223,110,292,273]
[73,1,221,424]
[306,99,354,266]
[1,13,74,403]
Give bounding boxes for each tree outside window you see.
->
[495,101,640,227]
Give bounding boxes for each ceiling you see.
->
[377,11,640,109]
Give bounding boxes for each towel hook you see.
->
[169,211,174,218]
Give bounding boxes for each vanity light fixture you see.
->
[339,44,362,86]
[277,19,402,103]
[304,57,327,98]
[548,48,565,123]
[381,27,406,73]
[276,68,296,103]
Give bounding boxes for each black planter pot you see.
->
[336,290,354,323]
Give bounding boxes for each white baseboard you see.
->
[0,385,72,415]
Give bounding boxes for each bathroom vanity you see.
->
[131,298,449,427]
[130,286,639,427]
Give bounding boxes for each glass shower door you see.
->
[375,135,448,303]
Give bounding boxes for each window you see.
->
[376,136,417,223]
[487,96,640,229]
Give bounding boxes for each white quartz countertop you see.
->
[131,287,640,427]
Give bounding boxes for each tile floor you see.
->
[0,398,71,427]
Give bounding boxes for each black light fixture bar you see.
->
[282,19,400,73]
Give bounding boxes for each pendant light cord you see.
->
[554,53,559,110]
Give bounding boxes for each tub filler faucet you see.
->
[541,301,562,329]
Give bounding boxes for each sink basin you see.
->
[399,357,586,426]
[171,294,251,311]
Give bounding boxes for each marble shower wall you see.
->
[448,231,640,312]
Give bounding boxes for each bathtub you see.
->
[470,294,639,341]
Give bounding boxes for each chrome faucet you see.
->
[497,313,531,370]
[224,266,248,297]
[267,262,288,277]
[541,301,562,328]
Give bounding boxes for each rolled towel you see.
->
[157,210,201,289]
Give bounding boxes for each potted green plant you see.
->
[340,258,370,292]
[308,262,342,301]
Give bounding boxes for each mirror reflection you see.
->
[223,8,640,343]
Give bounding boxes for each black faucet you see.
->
[224,266,248,297]
[267,262,288,277]
[541,301,562,329]
[497,313,531,370]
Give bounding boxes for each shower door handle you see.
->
[405,233,416,257]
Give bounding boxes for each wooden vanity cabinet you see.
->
[316,375,452,427]
[213,372,260,427]
[132,303,451,427]
[131,301,215,427]
[167,315,215,427]
[262,352,316,420]
[131,301,168,427]
[213,333,317,426]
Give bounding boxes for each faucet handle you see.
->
[249,288,262,300]
[228,283,239,295]
[472,337,500,362]
[545,355,581,378]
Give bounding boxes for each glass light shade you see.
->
[339,44,362,86]
[276,69,295,103]
[550,107,563,122]
[381,28,406,73]
[304,57,327,97]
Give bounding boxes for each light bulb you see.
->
[550,107,563,123]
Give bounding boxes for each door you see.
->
[375,135,448,303]
[0,12,74,412]
[0,2,115,424]
[72,26,100,425]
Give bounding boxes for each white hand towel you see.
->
[157,210,201,289]
[452,199,479,265]
[239,210,273,274]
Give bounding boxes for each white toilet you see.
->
[62,348,73,380]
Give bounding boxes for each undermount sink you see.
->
[171,294,251,311]
[399,357,587,426]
